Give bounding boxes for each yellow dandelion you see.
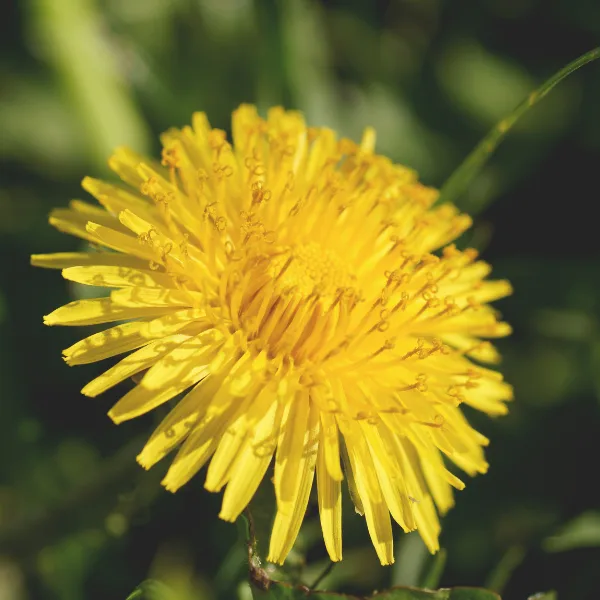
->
[33,105,513,565]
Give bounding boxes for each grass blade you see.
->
[438,47,600,207]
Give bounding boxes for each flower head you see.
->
[34,105,513,565]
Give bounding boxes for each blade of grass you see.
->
[31,0,151,170]
[485,545,526,595]
[392,532,428,587]
[438,47,600,207]
[420,549,447,590]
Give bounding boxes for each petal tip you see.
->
[136,453,152,470]
[107,409,125,424]
[43,313,57,326]
[265,553,285,566]
[81,175,95,191]
[218,509,237,523]
[85,221,100,234]
[80,383,98,397]
[161,476,179,493]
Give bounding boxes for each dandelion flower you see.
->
[33,105,513,565]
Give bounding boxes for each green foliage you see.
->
[126,580,177,600]
[544,513,600,552]
[250,581,500,600]
[484,546,525,594]
[437,47,600,211]
[420,550,448,591]
[32,0,151,168]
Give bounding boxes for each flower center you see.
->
[269,242,357,299]
[219,240,361,365]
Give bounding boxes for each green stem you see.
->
[485,545,526,594]
[244,508,271,592]
[308,561,337,591]
[438,47,600,207]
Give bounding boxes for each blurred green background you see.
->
[1,1,599,599]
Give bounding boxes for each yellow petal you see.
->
[108,365,211,425]
[340,421,394,565]
[63,311,206,366]
[137,373,225,469]
[31,252,148,270]
[108,331,222,423]
[44,298,176,326]
[161,352,252,491]
[463,376,513,416]
[420,458,455,516]
[81,333,194,397]
[219,395,283,522]
[139,329,222,391]
[460,280,513,304]
[85,222,155,261]
[360,421,416,532]
[413,494,440,554]
[48,210,104,246]
[107,146,155,187]
[161,399,239,492]
[317,425,342,562]
[82,176,155,218]
[62,265,174,289]
[117,209,183,256]
[425,406,489,476]
[68,200,131,234]
[409,426,466,491]
[64,321,154,365]
[139,308,207,338]
[133,167,205,234]
[339,434,364,516]
[274,388,310,505]
[205,385,273,492]
[440,333,501,364]
[267,404,319,565]
[319,411,343,481]
[110,287,196,308]
[395,437,440,553]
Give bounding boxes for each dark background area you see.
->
[1,1,599,599]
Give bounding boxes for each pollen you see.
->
[269,242,357,299]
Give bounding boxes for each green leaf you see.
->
[37,529,105,600]
[527,593,557,600]
[126,580,177,600]
[438,47,600,208]
[250,582,501,600]
[372,589,450,600]
[544,512,600,552]
[445,590,501,600]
